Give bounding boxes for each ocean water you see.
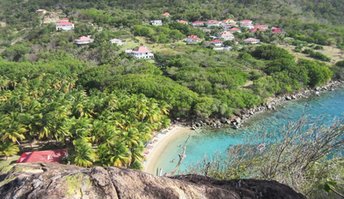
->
[154,87,344,174]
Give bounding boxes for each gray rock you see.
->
[0,163,306,199]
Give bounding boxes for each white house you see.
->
[240,19,254,29]
[36,9,47,15]
[209,39,223,47]
[244,38,260,44]
[56,18,74,31]
[213,46,232,51]
[75,36,94,45]
[222,19,236,26]
[150,20,163,26]
[126,46,154,59]
[185,35,202,44]
[192,21,205,27]
[162,12,170,17]
[229,27,241,33]
[206,20,221,28]
[110,38,124,46]
[219,31,235,41]
[177,20,189,25]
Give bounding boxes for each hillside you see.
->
[0,1,343,198]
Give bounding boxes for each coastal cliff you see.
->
[0,163,305,199]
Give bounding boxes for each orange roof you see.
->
[133,46,151,53]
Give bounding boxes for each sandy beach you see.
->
[143,125,192,175]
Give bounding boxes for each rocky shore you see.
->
[190,80,343,130]
[0,163,306,199]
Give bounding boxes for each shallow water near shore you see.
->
[154,87,344,174]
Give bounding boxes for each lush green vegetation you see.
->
[0,55,170,168]
[190,118,344,198]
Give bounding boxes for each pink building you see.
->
[177,20,189,25]
[272,27,283,34]
[126,46,154,59]
[244,38,260,44]
[240,19,254,29]
[185,35,202,44]
[75,36,94,45]
[219,31,235,41]
[56,18,74,31]
[192,21,205,27]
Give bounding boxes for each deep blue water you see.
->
[154,87,344,174]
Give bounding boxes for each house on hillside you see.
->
[177,20,189,25]
[209,39,223,47]
[56,18,74,31]
[240,19,254,29]
[75,36,94,45]
[271,27,283,34]
[110,38,124,46]
[222,18,237,26]
[17,149,68,163]
[250,24,269,33]
[219,31,235,41]
[36,9,47,15]
[244,38,260,44]
[229,27,241,33]
[192,21,205,27]
[206,20,221,28]
[213,46,232,51]
[185,35,202,44]
[150,20,163,26]
[126,46,154,59]
[162,12,170,17]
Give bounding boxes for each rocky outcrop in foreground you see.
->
[0,163,305,199]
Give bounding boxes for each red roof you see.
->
[133,46,151,53]
[222,19,234,23]
[188,35,200,39]
[230,27,240,32]
[192,21,205,25]
[272,27,283,33]
[210,39,222,43]
[250,24,269,32]
[241,19,252,23]
[207,20,220,24]
[57,19,73,26]
[17,149,67,163]
[162,12,170,17]
[77,36,92,41]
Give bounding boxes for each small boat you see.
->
[257,143,266,152]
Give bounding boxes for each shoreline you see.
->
[142,80,344,175]
[143,125,193,175]
[191,80,344,129]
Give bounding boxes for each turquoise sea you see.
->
[154,87,344,174]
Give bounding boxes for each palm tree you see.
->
[71,137,96,167]
[98,138,131,167]
[0,112,27,144]
[0,141,19,159]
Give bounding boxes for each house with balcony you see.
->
[110,38,124,46]
[126,46,154,59]
[56,18,74,31]
[244,38,260,44]
[150,20,163,26]
[219,31,235,41]
[240,19,254,29]
[185,35,202,44]
[75,36,94,45]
